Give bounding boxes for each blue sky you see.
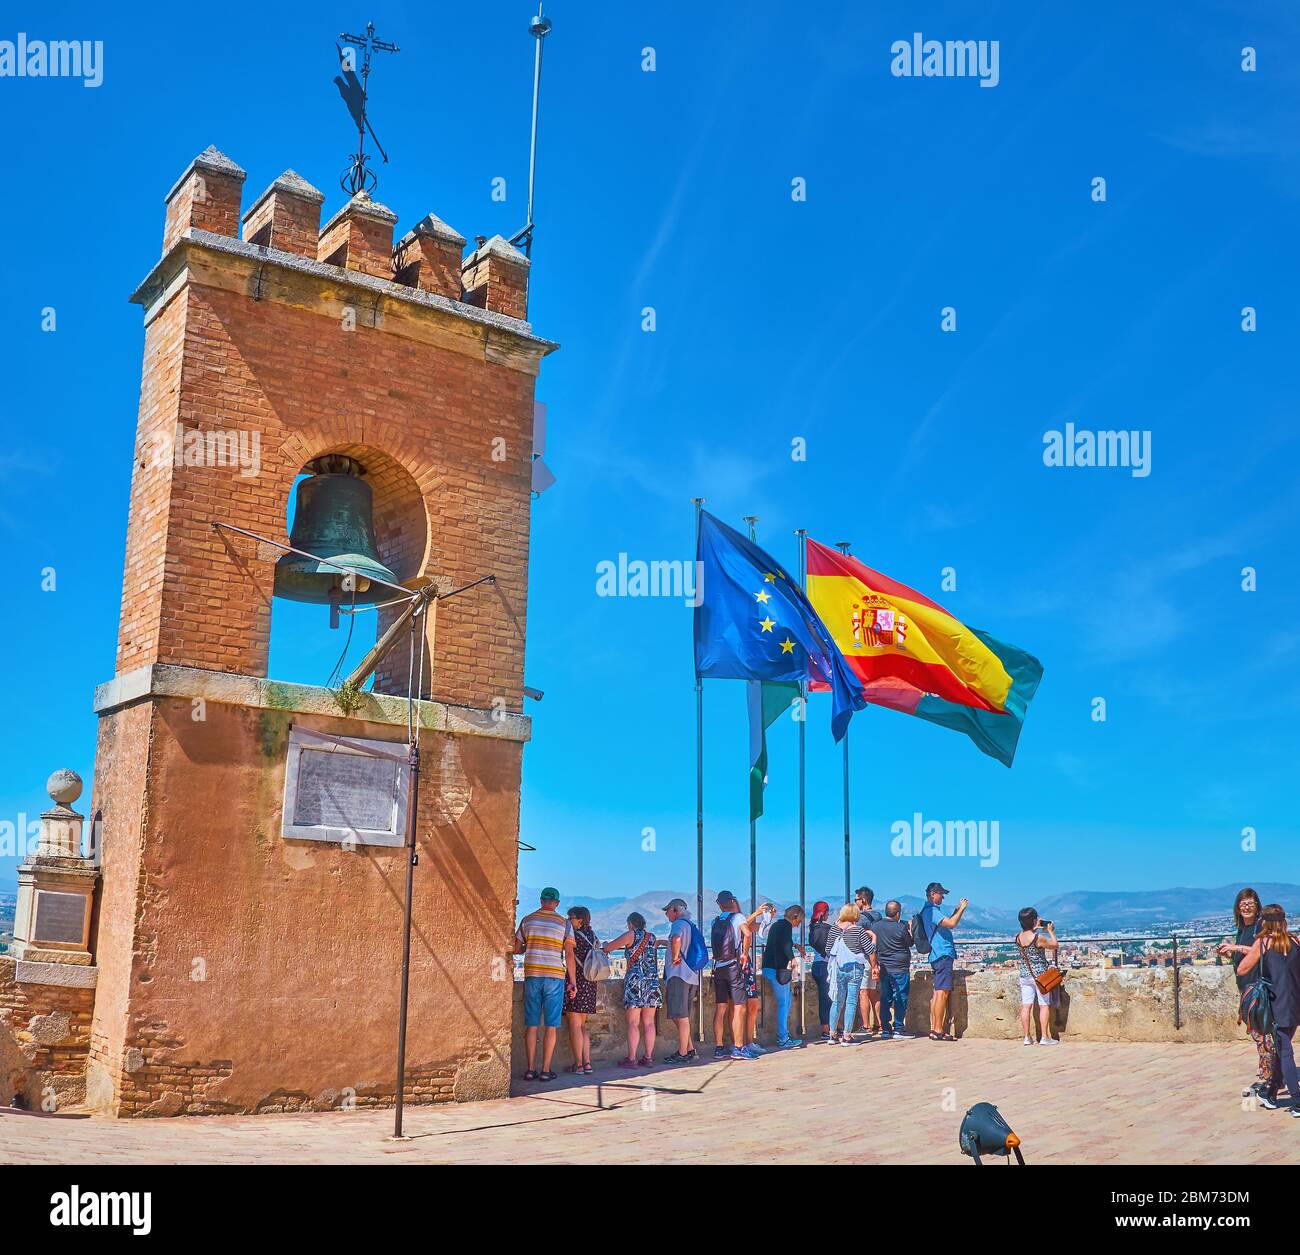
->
[2,1,1297,912]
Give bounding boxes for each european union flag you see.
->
[694,511,865,741]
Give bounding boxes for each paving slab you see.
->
[1,1039,1292,1165]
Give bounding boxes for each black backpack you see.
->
[1239,945,1274,1036]
[711,912,739,964]
[911,909,932,955]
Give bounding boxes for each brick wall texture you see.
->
[0,958,95,1110]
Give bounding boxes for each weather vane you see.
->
[334,21,399,196]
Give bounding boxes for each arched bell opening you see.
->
[267,444,430,692]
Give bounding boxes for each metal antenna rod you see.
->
[512,4,552,256]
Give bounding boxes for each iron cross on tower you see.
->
[334,21,400,196]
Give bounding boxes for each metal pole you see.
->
[841,730,850,903]
[1173,934,1181,1031]
[522,5,552,256]
[693,497,706,1043]
[392,612,423,1139]
[744,516,760,1026]
[795,528,808,1037]
[835,542,853,903]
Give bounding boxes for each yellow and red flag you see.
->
[805,538,1043,766]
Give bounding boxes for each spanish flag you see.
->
[805,538,1043,766]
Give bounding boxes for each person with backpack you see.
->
[915,882,968,1041]
[562,906,600,1074]
[1236,903,1300,1116]
[711,891,755,1062]
[602,912,663,1068]
[761,905,806,1050]
[662,898,703,1063]
[825,904,872,1045]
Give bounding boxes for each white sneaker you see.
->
[1022,1036,1034,1046]
[1038,1036,1060,1046]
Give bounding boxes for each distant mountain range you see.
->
[522,883,1300,938]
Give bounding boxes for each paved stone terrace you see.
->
[2,1040,1292,1165]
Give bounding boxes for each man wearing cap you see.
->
[710,891,754,1061]
[513,888,570,1081]
[662,899,699,1062]
[920,882,968,1041]
[855,886,884,1034]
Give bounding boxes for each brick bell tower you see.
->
[86,145,555,1116]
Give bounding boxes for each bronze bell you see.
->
[273,455,399,606]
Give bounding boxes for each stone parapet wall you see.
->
[0,957,96,1110]
[510,964,1247,1070]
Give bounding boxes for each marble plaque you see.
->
[293,748,398,831]
[281,727,408,846]
[33,890,87,945]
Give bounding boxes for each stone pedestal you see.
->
[11,771,99,967]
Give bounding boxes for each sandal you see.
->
[929,1031,956,1041]
[522,1070,538,1081]
[638,1057,654,1067]
[564,1064,583,1074]
[616,1057,638,1068]
[538,1071,557,1082]
[582,1063,594,1074]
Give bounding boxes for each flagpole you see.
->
[744,515,761,1028]
[836,540,853,903]
[692,496,706,1045]
[794,527,808,1037]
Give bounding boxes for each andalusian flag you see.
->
[748,680,799,821]
[805,539,1043,766]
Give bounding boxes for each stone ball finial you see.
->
[46,769,83,806]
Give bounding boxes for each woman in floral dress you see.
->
[602,912,662,1067]
[563,906,599,1075]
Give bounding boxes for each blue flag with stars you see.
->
[694,511,865,741]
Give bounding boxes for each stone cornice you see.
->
[94,663,532,744]
[12,959,99,989]
[129,229,558,374]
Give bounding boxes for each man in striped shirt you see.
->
[514,888,570,1081]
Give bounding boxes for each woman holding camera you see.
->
[1217,888,1274,1097]
[1015,908,1060,1046]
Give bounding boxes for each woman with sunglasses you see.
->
[1218,888,1274,1097]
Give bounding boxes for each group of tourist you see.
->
[515,883,1300,1105]
[1219,888,1300,1118]
[513,880,1061,1081]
